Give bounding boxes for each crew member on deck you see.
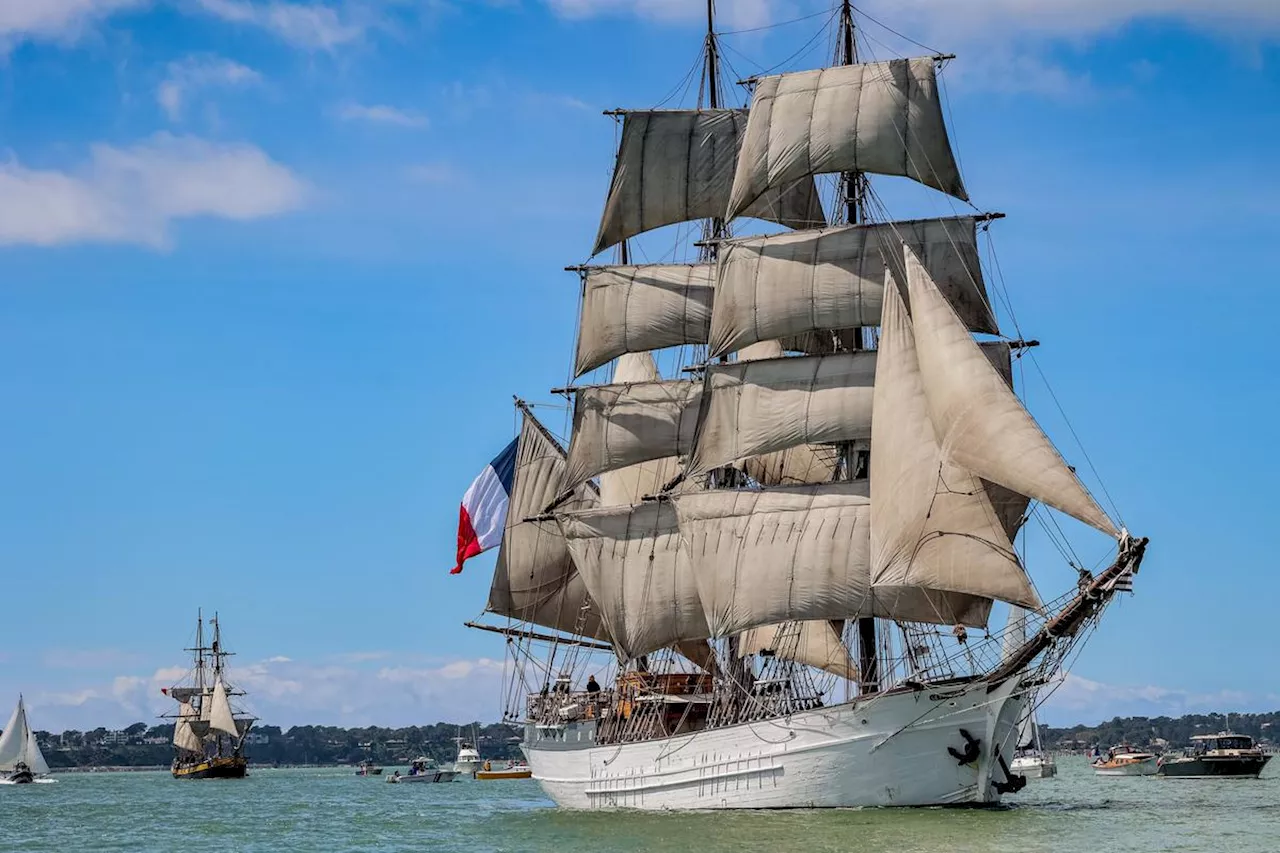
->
[586,675,601,694]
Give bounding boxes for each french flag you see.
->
[451,437,519,574]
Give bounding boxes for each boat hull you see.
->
[476,769,533,780]
[524,678,1026,810]
[387,770,459,783]
[4,770,35,784]
[1010,756,1056,779]
[1093,757,1157,777]
[1159,755,1271,778]
[172,756,248,779]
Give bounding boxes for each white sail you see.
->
[0,696,48,774]
[598,354,682,506]
[558,501,709,661]
[208,679,239,739]
[488,413,606,638]
[738,620,857,681]
[710,216,995,357]
[870,267,1038,612]
[173,700,204,754]
[728,58,967,222]
[594,109,825,256]
[563,378,700,493]
[575,264,714,377]
[687,351,875,476]
[905,246,1119,537]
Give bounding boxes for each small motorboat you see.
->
[1159,733,1273,778]
[474,759,533,781]
[355,760,383,776]
[4,761,35,785]
[386,758,458,784]
[1093,745,1158,776]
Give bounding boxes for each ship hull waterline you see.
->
[172,756,248,779]
[523,677,1027,810]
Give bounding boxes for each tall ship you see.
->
[458,1,1148,809]
[162,611,256,779]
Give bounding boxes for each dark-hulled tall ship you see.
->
[162,611,256,779]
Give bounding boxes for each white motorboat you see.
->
[1093,745,1158,776]
[386,758,458,784]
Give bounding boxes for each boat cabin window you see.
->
[1210,736,1252,750]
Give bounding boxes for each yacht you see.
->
[1093,745,1158,776]
[1159,733,1272,778]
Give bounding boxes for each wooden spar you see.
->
[988,536,1149,687]
[464,621,614,652]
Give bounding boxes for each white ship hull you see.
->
[524,678,1027,810]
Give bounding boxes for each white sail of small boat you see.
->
[0,696,52,784]
[456,0,1147,811]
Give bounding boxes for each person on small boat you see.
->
[586,675,600,695]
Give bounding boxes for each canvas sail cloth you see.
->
[676,483,992,635]
[575,264,714,376]
[728,58,967,222]
[207,679,239,739]
[558,501,709,661]
[487,413,607,639]
[709,216,996,357]
[0,696,50,775]
[870,266,1039,615]
[173,700,204,754]
[597,354,682,506]
[593,109,825,256]
[904,247,1119,537]
[687,351,875,476]
[563,376,701,494]
[738,620,857,681]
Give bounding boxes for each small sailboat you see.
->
[1093,745,1158,776]
[0,696,52,784]
[162,610,257,779]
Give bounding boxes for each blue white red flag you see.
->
[452,438,519,574]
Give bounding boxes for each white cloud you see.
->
[157,54,261,121]
[194,0,369,49]
[0,0,145,50]
[544,0,772,29]
[335,101,429,127]
[0,133,308,248]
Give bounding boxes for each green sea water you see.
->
[3,758,1277,852]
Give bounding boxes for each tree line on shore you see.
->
[1041,711,1279,751]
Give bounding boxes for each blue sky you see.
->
[0,0,1278,732]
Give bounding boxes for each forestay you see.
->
[563,378,701,492]
[709,216,996,357]
[905,247,1119,537]
[575,264,714,377]
[593,109,825,256]
[870,268,1038,614]
[737,620,857,681]
[728,58,967,221]
[488,413,607,639]
[558,501,710,660]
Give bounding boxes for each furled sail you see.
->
[488,413,606,639]
[709,216,996,357]
[734,341,839,485]
[558,501,710,660]
[729,58,967,222]
[674,484,872,637]
[687,351,875,476]
[738,620,857,681]
[593,109,825,256]
[598,354,682,506]
[0,696,49,775]
[575,264,714,377]
[208,679,239,739]
[173,701,204,754]
[870,267,1039,614]
[905,247,1119,537]
[563,378,700,492]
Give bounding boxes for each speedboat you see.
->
[1159,733,1272,778]
[386,757,458,784]
[355,760,383,776]
[1093,745,1158,776]
[474,759,532,781]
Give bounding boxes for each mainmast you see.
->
[700,0,727,261]
[835,0,879,695]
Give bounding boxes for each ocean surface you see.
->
[3,757,1277,852]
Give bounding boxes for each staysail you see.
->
[593,109,825,255]
[488,412,606,639]
[173,700,204,754]
[728,57,967,221]
[870,265,1038,613]
[904,246,1118,536]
